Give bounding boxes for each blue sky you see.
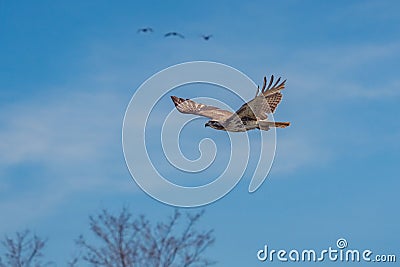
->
[1,0,399,266]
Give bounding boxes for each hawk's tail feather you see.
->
[259,121,290,130]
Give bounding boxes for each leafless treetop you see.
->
[0,230,50,267]
[76,208,215,267]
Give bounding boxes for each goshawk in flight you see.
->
[171,75,290,132]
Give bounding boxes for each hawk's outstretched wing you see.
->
[234,75,286,120]
[171,96,233,121]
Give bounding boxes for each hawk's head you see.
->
[205,120,225,130]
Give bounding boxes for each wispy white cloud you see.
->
[0,186,68,232]
[336,80,400,98]
[271,134,329,176]
[0,87,137,230]
[283,41,400,99]
[0,90,119,166]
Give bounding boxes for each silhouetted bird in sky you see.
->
[201,34,213,40]
[137,27,153,33]
[164,32,185,38]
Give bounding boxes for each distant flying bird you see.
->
[201,34,213,40]
[171,75,290,132]
[164,32,185,38]
[137,27,153,33]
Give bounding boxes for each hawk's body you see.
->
[171,75,290,132]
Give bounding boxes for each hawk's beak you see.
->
[205,122,210,128]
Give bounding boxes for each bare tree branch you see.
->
[76,208,215,267]
[0,230,51,267]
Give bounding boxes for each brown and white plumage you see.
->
[170,96,233,121]
[171,75,290,132]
